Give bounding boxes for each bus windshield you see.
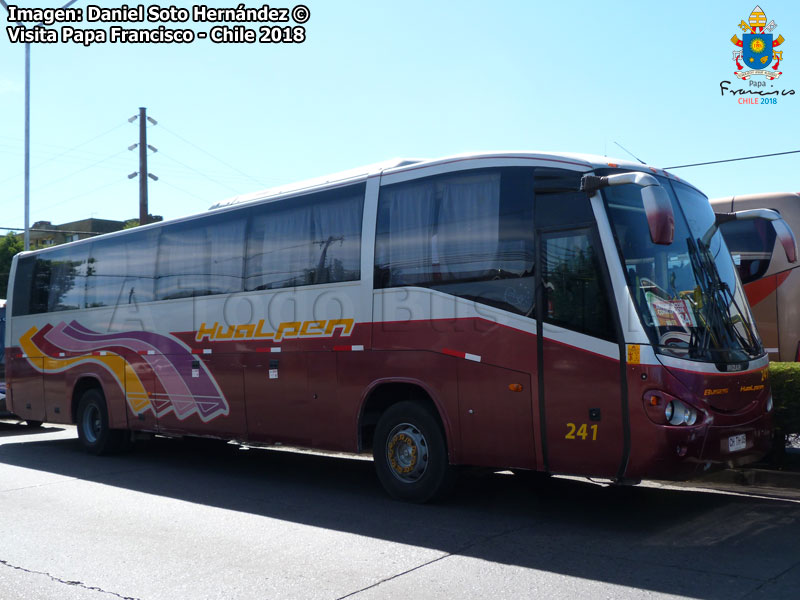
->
[603,174,762,365]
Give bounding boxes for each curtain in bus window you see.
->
[430,170,535,315]
[86,231,158,307]
[156,216,246,300]
[311,194,363,284]
[246,204,314,291]
[375,182,436,287]
[375,168,536,316]
[44,246,89,312]
[437,173,500,278]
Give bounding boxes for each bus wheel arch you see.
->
[358,381,450,453]
[360,382,455,503]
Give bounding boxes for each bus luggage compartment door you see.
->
[457,361,535,469]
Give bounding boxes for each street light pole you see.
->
[1,0,82,251]
[24,41,30,250]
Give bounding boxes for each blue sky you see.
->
[1,1,799,231]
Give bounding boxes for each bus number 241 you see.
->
[565,423,598,441]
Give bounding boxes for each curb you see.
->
[656,449,800,499]
[697,467,800,489]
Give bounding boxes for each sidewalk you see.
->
[664,447,800,501]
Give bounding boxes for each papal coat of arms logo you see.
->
[730,5,785,80]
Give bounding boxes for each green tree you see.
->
[123,215,163,229]
[0,232,24,298]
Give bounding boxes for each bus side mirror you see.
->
[769,216,797,263]
[715,209,797,263]
[641,185,675,246]
[581,172,674,245]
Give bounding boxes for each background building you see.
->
[29,218,125,249]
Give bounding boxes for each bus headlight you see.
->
[668,402,685,426]
[644,391,699,426]
[666,399,697,426]
[766,394,773,413]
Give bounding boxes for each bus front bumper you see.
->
[629,413,773,481]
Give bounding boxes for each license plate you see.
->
[728,434,747,453]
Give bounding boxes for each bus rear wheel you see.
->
[76,389,127,455]
[373,401,453,503]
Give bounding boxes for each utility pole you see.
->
[138,107,148,225]
[23,43,30,249]
[128,107,158,226]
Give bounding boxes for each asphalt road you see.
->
[1,421,799,600]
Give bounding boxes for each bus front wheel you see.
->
[373,401,453,503]
[76,389,126,455]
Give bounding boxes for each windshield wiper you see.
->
[717,277,760,355]
[686,235,760,360]
[685,240,712,358]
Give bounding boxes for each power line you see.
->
[158,124,272,188]
[31,149,128,193]
[666,149,800,169]
[157,149,242,194]
[157,178,209,202]
[33,176,128,215]
[0,121,127,186]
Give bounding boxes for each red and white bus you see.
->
[711,193,800,362]
[5,153,796,501]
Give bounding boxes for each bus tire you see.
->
[76,388,126,455]
[373,401,453,503]
[24,420,43,429]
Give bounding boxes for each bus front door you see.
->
[537,228,625,478]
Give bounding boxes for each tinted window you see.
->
[11,255,35,316]
[542,230,616,341]
[375,169,536,316]
[12,186,365,314]
[245,185,364,291]
[719,218,776,284]
[24,245,90,313]
[87,229,158,307]
[534,168,592,228]
[50,247,89,311]
[156,213,246,300]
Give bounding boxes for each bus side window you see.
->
[11,256,36,316]
[28,246,89,313]
[718,219,776,284]
[246,185,364,291]
[87,230,158,307]
[156,215,246,300]
[309,191,364,285]
[542,231,616,341]
[375,168,535,317]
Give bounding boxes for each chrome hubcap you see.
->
[386,423,428,483]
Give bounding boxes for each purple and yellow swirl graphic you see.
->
[19,321,228,422]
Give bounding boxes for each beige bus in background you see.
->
[711,193,800,362]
